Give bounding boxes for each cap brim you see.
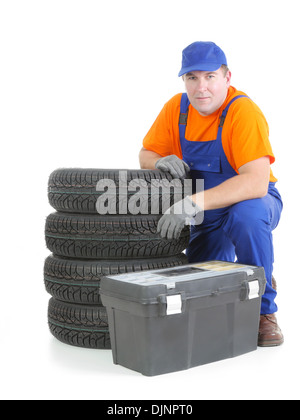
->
[178,63,222,77]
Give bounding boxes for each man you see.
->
[139,41,284,347]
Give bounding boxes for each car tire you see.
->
[45,212,190,259]
[44,253,188,304]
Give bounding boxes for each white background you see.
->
[0,0,299,400]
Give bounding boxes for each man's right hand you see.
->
[155,155,190,179]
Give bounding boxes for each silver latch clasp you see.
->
[166,294,182,315]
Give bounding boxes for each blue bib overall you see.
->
[179,93,283,314]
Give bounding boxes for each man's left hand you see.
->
[157,197,203,240]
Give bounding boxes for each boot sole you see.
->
[258,338,284,347]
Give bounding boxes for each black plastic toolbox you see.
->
[100,261,266,376]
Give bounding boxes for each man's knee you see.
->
[224,198,270,237]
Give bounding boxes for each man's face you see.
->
[183,68,231,116]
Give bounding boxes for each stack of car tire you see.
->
[44,168,190,350]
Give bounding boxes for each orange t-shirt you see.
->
[143,86,277,182]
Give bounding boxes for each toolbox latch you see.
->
[166,294,182,315]
[158,293,185,316]
[248,280,260,300]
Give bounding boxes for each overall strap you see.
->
[219,95,249,127]
[179,93,190,125]
[179,93,190,147]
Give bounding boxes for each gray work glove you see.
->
[155,155,190,179]
[157,196,203,240]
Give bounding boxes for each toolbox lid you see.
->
[104,261,257,287]
[100,261,266,309]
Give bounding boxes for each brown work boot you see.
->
[258,313,284,347]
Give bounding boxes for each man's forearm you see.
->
[191,156,270,210]
[139,147,162,169]
[192,173,268,211]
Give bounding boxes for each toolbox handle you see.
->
[157,280,260,316]
[184,281,259,301]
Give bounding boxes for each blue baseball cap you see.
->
[178,41,227,77]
